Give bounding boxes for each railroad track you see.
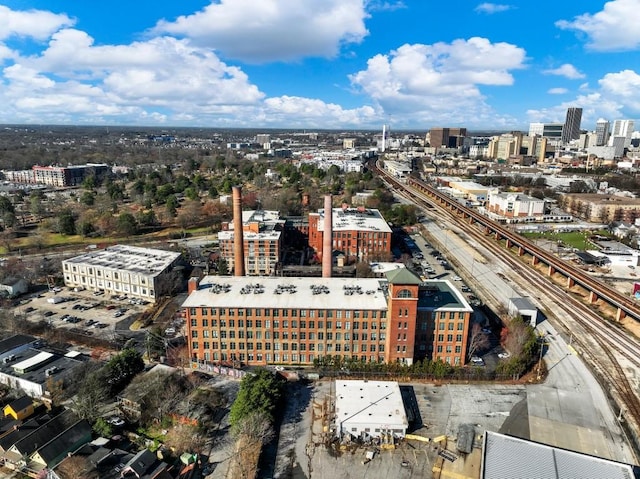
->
[372,163,640,442]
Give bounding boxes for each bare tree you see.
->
[229,412,275,479]
[55,455,99,479]
[502,317,531,358]
[467,323,490,360]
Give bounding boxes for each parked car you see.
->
[481,328,492,334]
[470,356,485,366]
[498,352,511,359]
[452,276,462,281]
[106,416,125,427]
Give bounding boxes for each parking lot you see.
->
[13,287,154,340]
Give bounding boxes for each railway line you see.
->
[372,162,640,449]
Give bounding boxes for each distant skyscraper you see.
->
[561,107,583,143]
[609,119,635,148]
[595,119,610,146]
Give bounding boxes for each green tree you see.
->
[93,417,113,437]
[58,209,76,235]
[80,190,96,206]
[117,212,138,236]
[104,348,145,395]
[229,369,282,427]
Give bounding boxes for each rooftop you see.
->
[482,431,638,479]
[314,207,392,234]
[335,380,407,437]
[182,275,388,311]
[418,281,473,311]
[63,244,181,277]
[0,347,84,386]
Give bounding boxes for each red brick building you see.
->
[308,206,392,262]
[182,269,473,368]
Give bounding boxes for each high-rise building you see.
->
[528,123,563,141]
[561,107,583,143]
[595,119,610,146]
[609,119,635,148]
[428,127,467,148]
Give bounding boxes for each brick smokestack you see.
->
[232,186,245,276]
[322,194,333,278]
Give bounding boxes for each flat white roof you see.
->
[314,208,392,234]
[335,380,407,436]
[63,244,181,277]
[12,351,53,372]
[218,230,281,240]
[182,276,388,311]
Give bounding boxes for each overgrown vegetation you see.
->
[228,369,283,479]
[495,317,540,377]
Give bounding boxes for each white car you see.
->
[470,356,485,366]
[452,276,462,281]
[498,352,511,359]
[107,416,125,427]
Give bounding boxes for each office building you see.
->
[609,119,635,148]
[561,107,583,143]
[596,119,610,146]
[62,245,182,302]
[183,269,474,368]
[528,123,564,142]
[429,128,467,148]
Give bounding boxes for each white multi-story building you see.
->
[609,120,635,148]
[488,193,545,219]
[62,245,182,302]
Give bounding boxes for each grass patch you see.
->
[521,230,603,250]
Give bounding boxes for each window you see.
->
[397,289,412,298]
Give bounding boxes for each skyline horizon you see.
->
[1,1,640,130]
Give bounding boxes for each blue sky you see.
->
[0,0,639,130]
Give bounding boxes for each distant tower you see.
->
[381,125,387,152]
[595,119,610,146]
[561,107,583,143]
[609,119,635,148]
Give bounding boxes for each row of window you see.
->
[189,319,388,330]
[192,330,388,341]
[192,341,387,353]
[189,308,388,320]
[63,265,148,284]
[195,352,386,364]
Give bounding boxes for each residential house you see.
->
[3,396,34,421]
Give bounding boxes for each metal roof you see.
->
[482,431,637,479]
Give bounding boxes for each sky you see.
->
[0,0,640,131]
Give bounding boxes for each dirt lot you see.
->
[271,379,526,479]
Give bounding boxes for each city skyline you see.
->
[0,1,639,130]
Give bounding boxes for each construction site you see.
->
[277,379,527,479]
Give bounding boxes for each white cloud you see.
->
[0,5,74,41]
[542,63,585,79]
[367,1,407,12]
[263,96,378,127]
[598,69,640,110]
[153,0,369,63]
[556,0,640,51]
[474,3,513,14]
[548,88,568,95]
[528,69,640,127]
[349,38,526,126]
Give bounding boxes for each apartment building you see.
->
[218,210,285,275]
[62,244,182,302]
[182,269,474,368]
[308,206,392,262]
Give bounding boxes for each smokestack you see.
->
[322,194,333,278]
[381,125,386,152]
[232,186,245,276]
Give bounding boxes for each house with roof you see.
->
[3,396,34,421]
[28,419,92,474]
[0,277,28,297]
[3,409,79,471]
[120,449,172,479]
